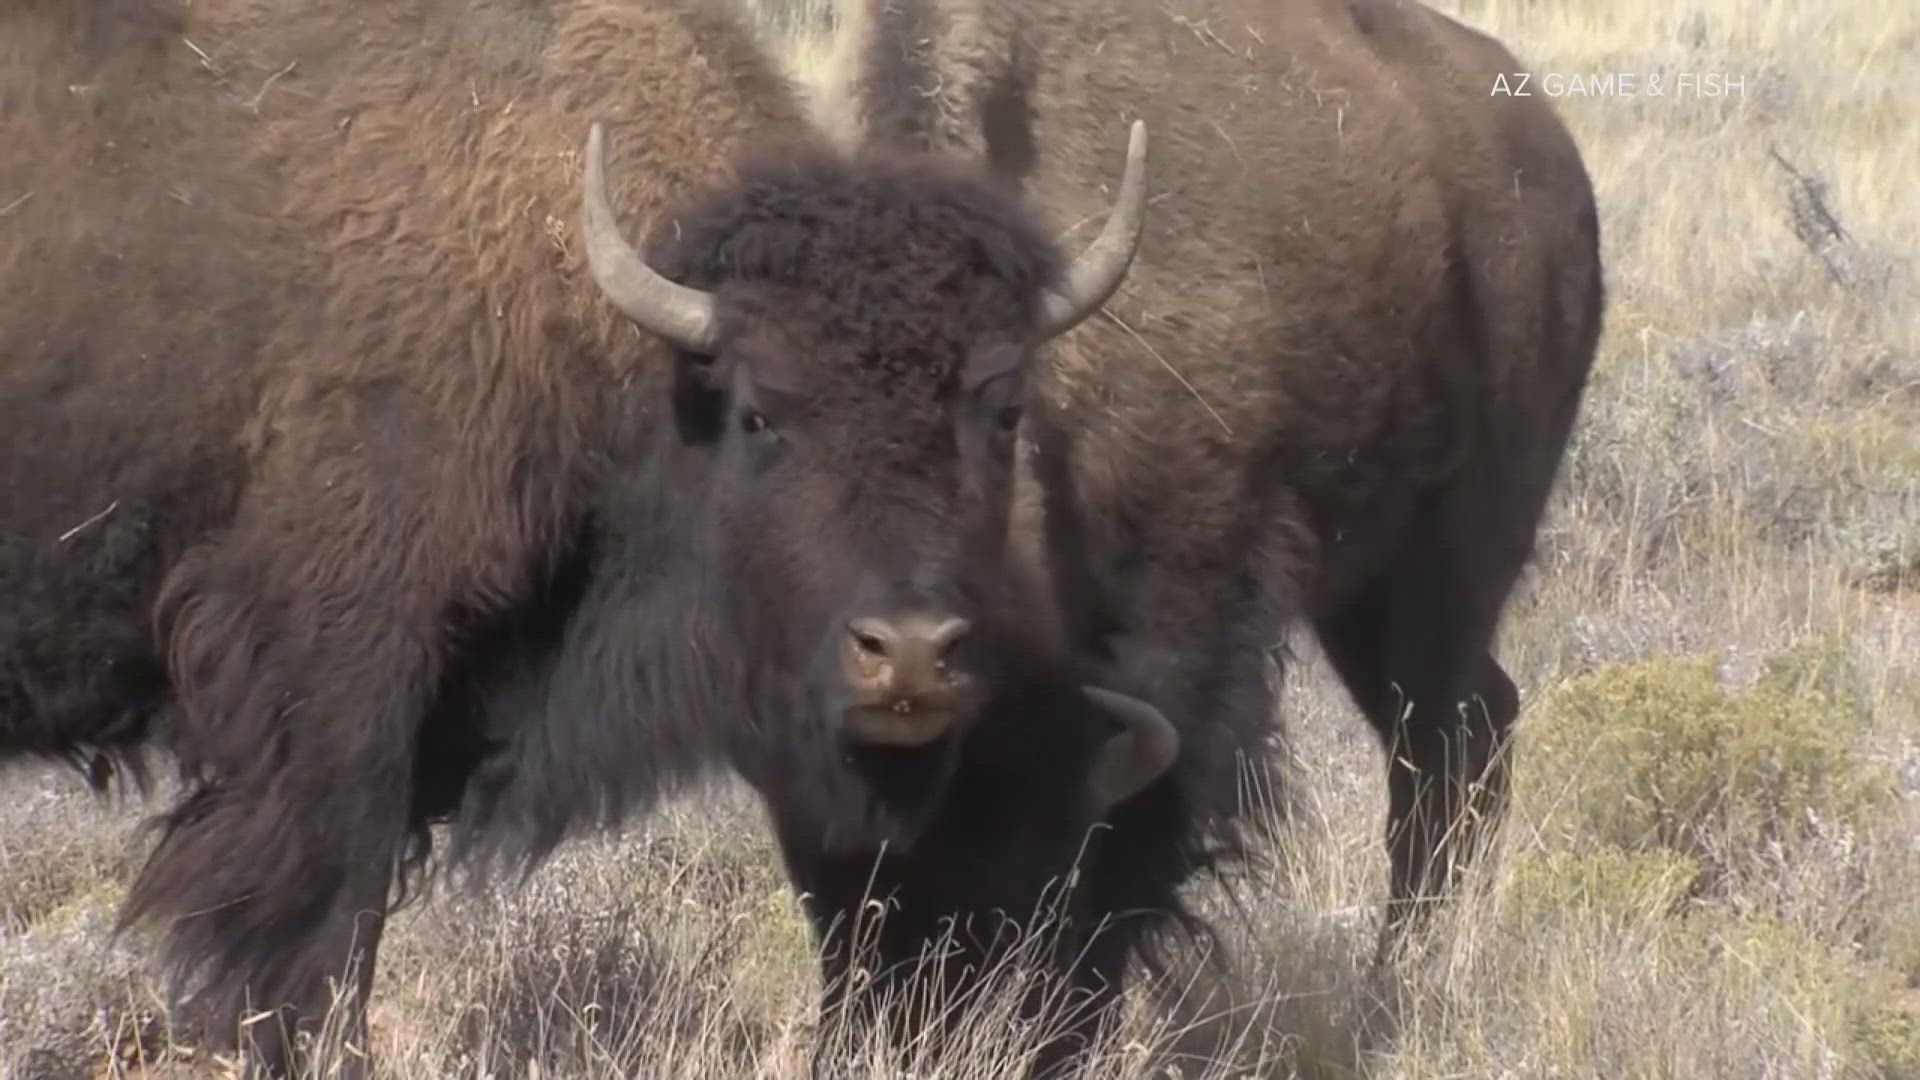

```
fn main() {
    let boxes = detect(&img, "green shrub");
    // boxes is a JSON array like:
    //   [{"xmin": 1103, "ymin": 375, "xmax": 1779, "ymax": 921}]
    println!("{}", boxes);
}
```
[
  {"xmin": 1520, "ymin": 651, "xmax": 1893, "ymax": 876},
  {"xmin": 1857, "ymin": 1004, "xmax": 1920, "ymax": 1080},
  {"xmin": 1504, "ymin": 845, "xmax": 1702, "ymax": 929},
  {"xmin": 1791, "ymin": 413, "xmax": 1920, "ymax": 592}
]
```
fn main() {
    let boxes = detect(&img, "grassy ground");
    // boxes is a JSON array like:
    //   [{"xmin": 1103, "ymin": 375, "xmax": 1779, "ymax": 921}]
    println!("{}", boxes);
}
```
[{"xmin": 4, "ymin": 0, "xmax": 1916, "ymax": 1076}]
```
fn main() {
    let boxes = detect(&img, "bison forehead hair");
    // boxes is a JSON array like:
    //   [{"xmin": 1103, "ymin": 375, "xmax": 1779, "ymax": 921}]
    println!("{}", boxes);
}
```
[{"xmin": 644, "ymin": 148, "xmax": 1066, "ymax": 392}]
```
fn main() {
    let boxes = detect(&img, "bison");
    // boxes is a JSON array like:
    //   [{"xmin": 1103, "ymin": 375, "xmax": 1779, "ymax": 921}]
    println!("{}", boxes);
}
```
[
  {"xmin": 3, "ymin": 0, "xmax": 1174, "ymax": 1074},
  {"xmin": 810, "ymin": 0, "xmax": 1606, "ymax": 1013}
]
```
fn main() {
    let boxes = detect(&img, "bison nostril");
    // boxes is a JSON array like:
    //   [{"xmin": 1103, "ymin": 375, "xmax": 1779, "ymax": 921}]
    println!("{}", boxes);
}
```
[
  {"xmin": 926, "ymin": 618, "xmax": 971, "ymax": 662},
  {"xmin": 846, "ymin": 618, "xmax": 896, "ymax": 659}
]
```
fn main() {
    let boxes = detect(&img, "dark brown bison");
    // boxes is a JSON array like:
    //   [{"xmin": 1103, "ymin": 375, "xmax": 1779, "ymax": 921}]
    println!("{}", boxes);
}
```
[
  {"xmin": 811, "ymin": 0, "xmax": 1606, "ymax": 1023},
  {"xmin": 3, "ymin": 0, "xmax": 1175, "ymax": 1074}
]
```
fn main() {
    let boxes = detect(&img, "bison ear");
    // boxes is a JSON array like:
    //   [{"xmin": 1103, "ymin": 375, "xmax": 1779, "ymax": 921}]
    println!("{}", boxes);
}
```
[
  {"xmin": 1081, "ymin": 684, "xmax": 1179, "ymax": 809},
  {"xmin": 671, "ymin": 353, "xmax": 730, "ymax": 446}
]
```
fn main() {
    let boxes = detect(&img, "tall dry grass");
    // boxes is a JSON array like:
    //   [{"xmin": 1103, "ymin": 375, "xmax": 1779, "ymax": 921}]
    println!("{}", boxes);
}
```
[{"xmin": 4, "ymin": 0, "xmax": 1916, "ymax": 1076}]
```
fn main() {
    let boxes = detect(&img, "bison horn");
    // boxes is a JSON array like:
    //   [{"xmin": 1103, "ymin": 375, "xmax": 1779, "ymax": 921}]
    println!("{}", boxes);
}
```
[
  {"xmin": 581, "ymin": 123, "xmax": 722, "ymax": 354},
  {"xmin": 1039, "ymin": 120, "xmax": 1150, "ymax": 339},
  {"xmin": 1081, "ymin": 683, "xmax": 1179, "ymax": 809}
]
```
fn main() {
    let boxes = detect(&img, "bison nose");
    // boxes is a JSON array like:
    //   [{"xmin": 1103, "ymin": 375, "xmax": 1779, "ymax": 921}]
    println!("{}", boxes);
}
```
[
  {"xmin": 839, "ymin": 613, "xmax": 975, "ymax": 746},
  {"xmin": 847, "ymin": 614, "xmax": 971, "ymax": 665}
]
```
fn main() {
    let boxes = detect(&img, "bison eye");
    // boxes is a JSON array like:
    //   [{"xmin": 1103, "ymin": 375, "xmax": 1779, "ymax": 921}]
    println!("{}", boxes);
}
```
[
  {"xmin": 739, "ymin": 409, "xmax": 770, "ymax": 435},
  {"xmin": 995, "ymin": 404, "xmax": 1023, "ymax": 432}
]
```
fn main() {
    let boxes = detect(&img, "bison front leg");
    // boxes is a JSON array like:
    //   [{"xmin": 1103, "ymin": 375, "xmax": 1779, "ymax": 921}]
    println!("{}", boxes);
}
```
[
  {"xmin": 774, "ymin": 829, "xmax": 1125, "ymax": 1080},
  {"xmin": 777, "ymin": 848, "xmax": 959, "ymax": 1076},
  {"xmin": 122, "ymin": 424, "xmax": 559, "ymax": 1076},
  {"xmin": 789, "ymin": 861, "xmax": 1126, "ymax": 1080},
  {"xmin": 125, "ymin": 554, "xmax": 430, "ymax": 1075},
  {"xmin": 231, "ymin": 863, "xmax": 391, "ymax": 1080},
  {"xmin": 788, "ymin": 875, "xmax": 1066, "ymax": 1078}
]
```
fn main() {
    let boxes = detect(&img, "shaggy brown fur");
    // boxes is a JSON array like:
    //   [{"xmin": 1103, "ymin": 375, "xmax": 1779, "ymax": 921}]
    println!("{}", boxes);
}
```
[
  {"xmin": 2, "ymin": 0, "xmax": 796, "ymax": 1068},
  {"xmin": 6, "ymin": 0, "xmax": 1161, "ymax": 1074},
  {"xmin": 812, "ymin": 0, "xmax": 1039, "ymax": 178},
  {"xmin": 816, "ymin": 0, "xmax": 1605, "ymax": 1021}
]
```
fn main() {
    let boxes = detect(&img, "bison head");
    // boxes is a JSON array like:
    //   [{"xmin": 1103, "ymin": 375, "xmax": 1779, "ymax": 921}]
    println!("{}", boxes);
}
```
[{"xmin": 578, "ymin": 122, "xmax": 1172, "ymax": 827}]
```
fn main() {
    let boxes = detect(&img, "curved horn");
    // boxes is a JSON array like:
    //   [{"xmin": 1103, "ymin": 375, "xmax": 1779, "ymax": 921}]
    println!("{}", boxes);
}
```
[
  {"xmin": 581, "ymin": 123, "xmax": 721, "ymax": 354},
  {"xmin": 1081, "ymin": 683, "xmax": 1180, "ymax": 809},
  {"xmin": 1039, "ymin": 120, "xmax": 1150, "ymax": 338}
]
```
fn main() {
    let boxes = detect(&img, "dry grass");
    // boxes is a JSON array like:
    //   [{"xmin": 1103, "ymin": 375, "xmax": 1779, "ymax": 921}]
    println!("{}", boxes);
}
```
[{"xmin": 5, "ymin": 0, "xmax": 1918, "ymax": 1076}]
